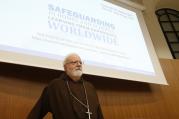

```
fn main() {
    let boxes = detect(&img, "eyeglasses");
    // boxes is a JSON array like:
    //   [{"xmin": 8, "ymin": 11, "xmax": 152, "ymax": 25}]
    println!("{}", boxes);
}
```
[{"xmin": 66, "ymin": 60, "xmax": 83, "ymax": 65}]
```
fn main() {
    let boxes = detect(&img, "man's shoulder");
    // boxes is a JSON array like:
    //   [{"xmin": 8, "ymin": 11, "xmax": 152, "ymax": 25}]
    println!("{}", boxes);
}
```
[
  {"xmin": 50, "ymin": 77, "xmax": 64, "ymax": 84},
  {"xmin": 48, "ymin": 74, "xmax": 66, "ymax": 88}
]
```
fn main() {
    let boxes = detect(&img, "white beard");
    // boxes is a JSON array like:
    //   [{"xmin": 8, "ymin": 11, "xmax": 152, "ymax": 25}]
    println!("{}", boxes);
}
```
[{"xmin": 71, "ymin": 70, "xmax": 83, "ymax": 77}]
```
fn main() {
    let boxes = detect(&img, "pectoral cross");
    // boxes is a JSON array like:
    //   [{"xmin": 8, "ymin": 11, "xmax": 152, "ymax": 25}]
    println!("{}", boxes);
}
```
[{"xmin": 86, "ymin": 108, "xmax": 92, "ymax": 119}]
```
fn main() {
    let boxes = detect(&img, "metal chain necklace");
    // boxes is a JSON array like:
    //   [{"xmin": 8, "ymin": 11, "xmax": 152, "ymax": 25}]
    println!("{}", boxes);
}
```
[{"xmin": 66, "ymin": 79, "xmax": 92, "ymax": 119}]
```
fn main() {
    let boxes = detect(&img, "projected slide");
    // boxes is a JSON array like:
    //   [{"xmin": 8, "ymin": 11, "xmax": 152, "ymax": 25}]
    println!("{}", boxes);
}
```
[{"xmin": 0, "ymin": 0, "xmax": 167, "ymax": 84}]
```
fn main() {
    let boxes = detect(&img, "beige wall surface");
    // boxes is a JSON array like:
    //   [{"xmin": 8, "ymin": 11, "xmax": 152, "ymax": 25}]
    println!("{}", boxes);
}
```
[
  {"xmin": 142, "ymin": 0, "xmax": 179, "ymax": 59},
  {"xmin": 156, "ymin": 0, "xmax": 179, "ymax": 11},
  {"xmin": 142, "ymin": 0, "xmax": 173, "ymax": 59}
]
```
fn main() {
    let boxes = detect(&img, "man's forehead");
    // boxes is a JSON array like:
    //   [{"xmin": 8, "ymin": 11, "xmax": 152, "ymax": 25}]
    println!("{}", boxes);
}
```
[{"xmin": 67, "ymin": 55, "xmax": 81, "ymax": 61}]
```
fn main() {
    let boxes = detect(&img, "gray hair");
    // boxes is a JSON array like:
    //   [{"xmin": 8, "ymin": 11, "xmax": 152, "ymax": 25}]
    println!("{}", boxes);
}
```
[{"xmin": 63, "ymin": 53, "xmax": 81, "ymax": 66}]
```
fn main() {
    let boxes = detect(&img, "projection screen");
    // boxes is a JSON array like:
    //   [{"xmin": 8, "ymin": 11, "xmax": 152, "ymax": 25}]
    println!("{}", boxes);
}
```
[{"xmin": 0, "ymin": 0, "xmax": 167, "ymax": 84}]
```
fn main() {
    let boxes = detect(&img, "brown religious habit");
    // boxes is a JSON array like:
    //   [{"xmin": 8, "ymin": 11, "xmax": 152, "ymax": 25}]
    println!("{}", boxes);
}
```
[{"xmin": 27, "ymin": 73, "xmax": 104, "ymax": 119}]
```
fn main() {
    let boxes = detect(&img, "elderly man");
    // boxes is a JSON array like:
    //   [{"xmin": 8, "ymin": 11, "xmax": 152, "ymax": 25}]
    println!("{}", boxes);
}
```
[{"xmin": 27, "ymin": 53, "xmax": 104, "ymax": 119}]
